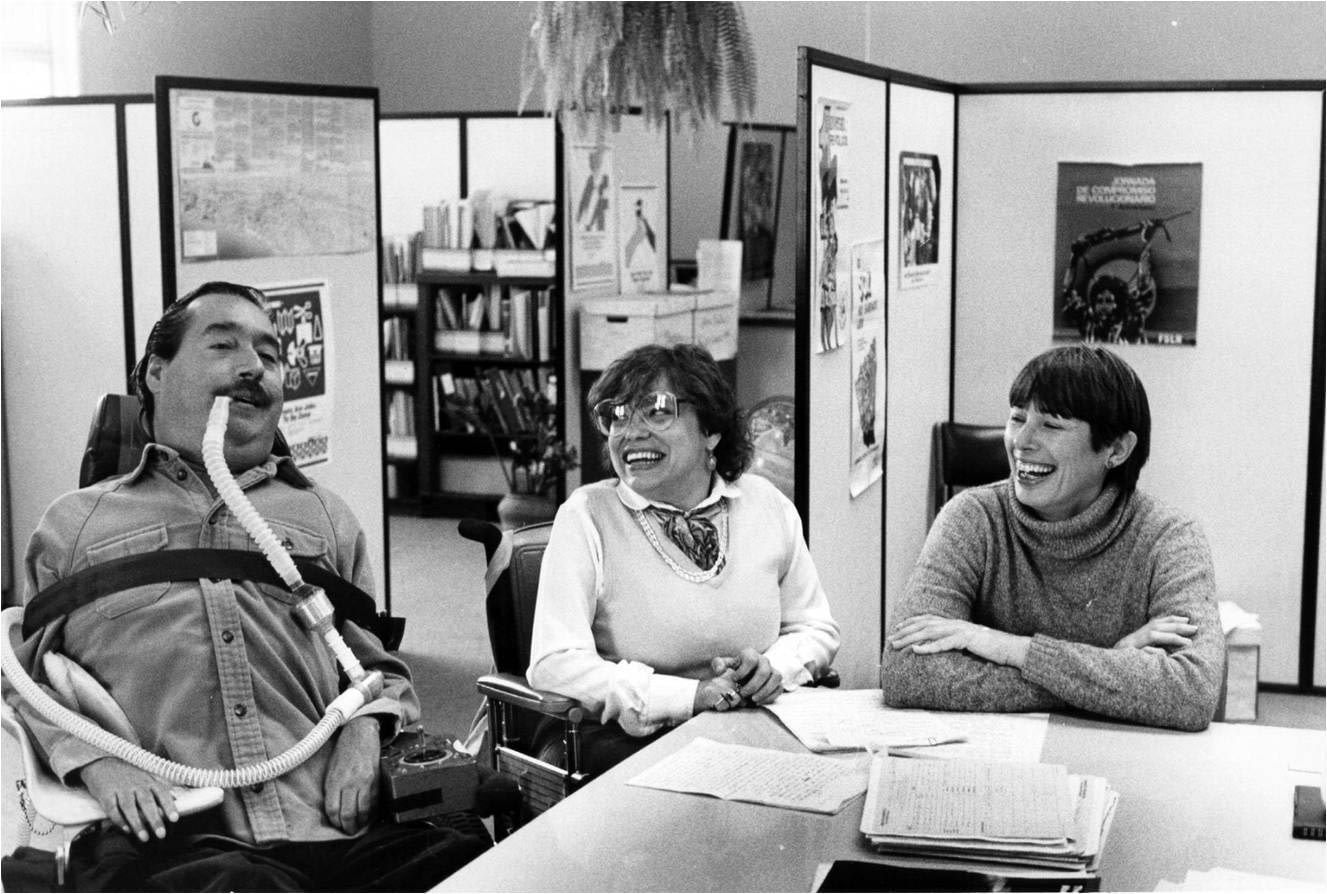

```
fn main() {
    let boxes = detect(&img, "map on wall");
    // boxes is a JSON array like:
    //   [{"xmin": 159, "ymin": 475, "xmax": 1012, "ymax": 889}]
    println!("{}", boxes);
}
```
[{"xmin": 172, "ymin": 90, "xmax": 375, "ymax": 261}]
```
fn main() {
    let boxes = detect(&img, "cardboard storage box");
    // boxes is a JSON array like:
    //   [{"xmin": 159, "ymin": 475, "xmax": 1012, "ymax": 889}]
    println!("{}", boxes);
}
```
[
  {"xmin": 579, "ymin": 294, "xmax": 694, "ymax": 371},
  {"xmin": 692, "ymin": 290, "xmax": 738, "ymax": 361}
]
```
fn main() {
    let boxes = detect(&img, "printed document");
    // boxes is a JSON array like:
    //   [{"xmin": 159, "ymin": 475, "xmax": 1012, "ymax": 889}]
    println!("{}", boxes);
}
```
[
  {"xmin": 765, "ymin": 688, "xmax": 1049, "ymax": 762},
  {"xmin": 626, "ymin": 736, "xmax": 869, "ymax": 814}
]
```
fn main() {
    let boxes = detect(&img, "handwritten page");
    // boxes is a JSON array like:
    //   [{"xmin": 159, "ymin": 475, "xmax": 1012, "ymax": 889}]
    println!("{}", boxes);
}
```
[
  {"xmin": 765, "ymin": 688, "xmax": 1049, "ymax": 762},
  {"xmin": 861, "ymin": 756, "xmax": 1070, "ymax": 842},
  {"xmin": 626, "ymin": 736, "xmax": 869, "ymax": 814}
]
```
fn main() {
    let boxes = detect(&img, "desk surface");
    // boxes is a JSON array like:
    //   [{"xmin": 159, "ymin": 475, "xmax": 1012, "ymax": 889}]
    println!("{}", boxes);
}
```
[{"xmin": 439, "ymin": 705, "xmax": 1325, "ymax": 892}]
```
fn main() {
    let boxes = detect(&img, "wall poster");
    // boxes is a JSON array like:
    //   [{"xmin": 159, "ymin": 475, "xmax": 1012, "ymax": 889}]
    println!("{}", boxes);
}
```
[
  {"xmin": 898, "ymin": 151, "xmax": 941, "ymax": 290},
  {"xmin": 849, "ymin": 238, "xmax": 885, "ymax": 498},
  {"xmin": 170, "ymin": 90, "xmax": 375, "ymax": 262},
  {"xmin": 569, "ymin": 143, "xmax": 617, "ymax": 290},
  {"xmin": 812, "ymin": 98, "xmax": 851, "ymax": 354},
  {"xmin": 1054, "ymin": 162, "xmax": 1202, "ymax": 346},
  {"xmin": 263, "ymin": 281, "xmax": 332, "ymax": 468},
  {"xmin": 618, "ymin": 183, "xmax": 661, "ymax": 293}
]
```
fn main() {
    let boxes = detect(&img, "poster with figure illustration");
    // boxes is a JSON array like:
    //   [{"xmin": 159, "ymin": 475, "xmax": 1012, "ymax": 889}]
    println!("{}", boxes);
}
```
[
  {"xmin": 849, "ymin": 238, "xmax": 885, "ymax": 498},
  {"xmin": 618, "ymin": 184, "xmax": 661, "ymax": 293},
  {"xmin": 262, "ymin": 281, "xmax": 331, "ymax": 468},
  {"xmin": 812, "ymin": 97, "xmax": 850, "ymax": 354},
  {"xmin": 1054, "ymin": 162, "xmax": 1202, "ymax": 345},
  {"xmin": 898, "ymin": 152, "xmax": 941, "ymax": 289},
  {"xmin": 569, "ymin": 143, "xmax": 617, "ymax": 290}
]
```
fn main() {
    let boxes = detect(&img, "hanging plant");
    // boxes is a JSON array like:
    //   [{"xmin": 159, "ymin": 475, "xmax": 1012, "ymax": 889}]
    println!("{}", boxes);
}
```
[{"xmin": 521, "ymin": 1, "xmax": 756, "ymax": 133}]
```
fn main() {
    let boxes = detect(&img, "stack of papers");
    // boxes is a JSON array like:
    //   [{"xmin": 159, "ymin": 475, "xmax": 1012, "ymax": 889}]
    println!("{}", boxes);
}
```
[{"xmin": 860, "ymin": 756, "xmax": 1118, "ymax": 874}]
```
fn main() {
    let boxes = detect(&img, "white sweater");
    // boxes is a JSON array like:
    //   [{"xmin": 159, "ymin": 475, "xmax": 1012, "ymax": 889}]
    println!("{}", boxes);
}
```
[{"xmin": 527, "ymin": 474, "xmax": 840, "ymax": 736}]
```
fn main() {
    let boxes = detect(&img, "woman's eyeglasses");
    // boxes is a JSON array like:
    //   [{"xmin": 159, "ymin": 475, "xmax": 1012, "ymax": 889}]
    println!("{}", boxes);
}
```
[{"xmin": 592, "ymin": 391, "xmax": 689, "ymax": 436}]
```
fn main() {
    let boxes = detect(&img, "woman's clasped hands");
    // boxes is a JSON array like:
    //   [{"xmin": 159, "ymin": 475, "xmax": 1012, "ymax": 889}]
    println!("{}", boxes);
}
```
[{"xmin": 693, "ymin": 647, "xmax": 783, "ymax": 714}]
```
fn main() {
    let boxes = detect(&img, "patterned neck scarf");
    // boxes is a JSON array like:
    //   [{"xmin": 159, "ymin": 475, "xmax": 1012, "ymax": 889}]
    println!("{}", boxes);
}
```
[{"xmin": 646, "ymin": 500, "xmax": 726, "ymax": 571}]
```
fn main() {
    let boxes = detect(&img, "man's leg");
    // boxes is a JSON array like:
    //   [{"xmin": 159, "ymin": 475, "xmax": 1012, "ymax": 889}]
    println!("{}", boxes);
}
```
[{"xmin": 313, "ymin": 818, "xmax": 492, "ymax": 892}]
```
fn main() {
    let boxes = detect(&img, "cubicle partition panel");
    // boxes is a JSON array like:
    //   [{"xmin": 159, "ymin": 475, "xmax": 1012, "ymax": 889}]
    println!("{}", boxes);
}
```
[
  {"xmin": 1, "ymin": 96, "xmax": 153, "ymax": 602},
  {"xmin": 883, "ymin": 83, "xmax": 957, "ymax": 637},
  {"xmin": 155, "ymin": 77, "xmax": 389, "ymax": 602},
  {"xmin": 796, "ymin": 52, "xmax": 893, "ymax": 689},
  {"xmin": 953, "ymin": 87, "xmax": 1325, "ymax": 688}
]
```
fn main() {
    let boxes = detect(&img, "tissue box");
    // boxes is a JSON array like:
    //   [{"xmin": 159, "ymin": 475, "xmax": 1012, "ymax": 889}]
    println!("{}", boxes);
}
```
[
  {"xmin": 1223, "ymin": 624, "xmax": 1261, "ymax": 722},
  {"xmin": 579, "ymin": 294, "xmax": 694, "ymax": 371}
]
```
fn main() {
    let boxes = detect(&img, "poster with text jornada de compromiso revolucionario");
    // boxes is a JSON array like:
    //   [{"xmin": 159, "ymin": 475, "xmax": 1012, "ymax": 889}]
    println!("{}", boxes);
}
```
[{"xmin": 1054, "ymin": 162, "xmax": 1202, "ymax": 346}]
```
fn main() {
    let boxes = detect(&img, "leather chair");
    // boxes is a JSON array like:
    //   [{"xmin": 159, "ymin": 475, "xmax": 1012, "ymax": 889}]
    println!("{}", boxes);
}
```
[
  {"xmin": 457, "ymin": 519, "xmax": 585, "ymax": 839},
  {"xmin": 930, "ymin": 421, "xmax": 1009, "ymax": 525}
]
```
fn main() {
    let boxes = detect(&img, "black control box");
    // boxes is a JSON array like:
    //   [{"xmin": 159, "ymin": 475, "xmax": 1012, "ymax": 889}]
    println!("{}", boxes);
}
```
[{"xmin": 379, "ymin": 729, "xmax": 479, "ymax": 822}]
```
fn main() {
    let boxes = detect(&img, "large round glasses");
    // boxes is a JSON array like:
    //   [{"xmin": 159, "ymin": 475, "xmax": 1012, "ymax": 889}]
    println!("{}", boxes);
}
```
[{"xmin": 592, "ymin": 391, "xmax": 689, "ymax": 436}]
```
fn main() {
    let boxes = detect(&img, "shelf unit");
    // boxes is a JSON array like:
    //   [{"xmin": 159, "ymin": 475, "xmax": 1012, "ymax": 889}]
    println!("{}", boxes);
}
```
[
  {"xmin": 401, "ymin": 269, "xmax": 565, "ymax": 518},
  {"xmin": 378, "ymin": 112, "xmax": 563, "ymax": 519}
]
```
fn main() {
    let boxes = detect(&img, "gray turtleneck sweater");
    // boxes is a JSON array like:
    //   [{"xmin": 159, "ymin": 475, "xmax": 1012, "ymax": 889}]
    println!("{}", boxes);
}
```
[{"xmin": 880, "ymin": 480, "xmax": 1223, "ymax": 731}]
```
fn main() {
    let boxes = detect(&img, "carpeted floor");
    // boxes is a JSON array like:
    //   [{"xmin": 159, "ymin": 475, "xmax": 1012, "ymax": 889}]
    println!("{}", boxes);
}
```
[{"xmin": 386, "ymin": 514, "xmax": 494, "ymax": 743}]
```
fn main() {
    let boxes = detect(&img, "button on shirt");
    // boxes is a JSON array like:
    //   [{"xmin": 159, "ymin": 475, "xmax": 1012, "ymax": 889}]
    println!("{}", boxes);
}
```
[{"xmin": 14, "ymin": 444, "xmax": 418, "ymax": 845}]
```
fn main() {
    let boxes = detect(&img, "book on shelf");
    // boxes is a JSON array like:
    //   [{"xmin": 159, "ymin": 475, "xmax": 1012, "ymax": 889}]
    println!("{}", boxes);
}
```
[
  {"xmin": 420, "ymin": 247, "xmax": 473, "ymax": 273},
  {"xmin": 382, "ymin": 316, "xmax": 413, "ymax": 361},
  {"xmin": 384, "ymin": 360, "xmax": 414, "ymax": 386},
  {"xmin": 386, "ymin": 390, "xmax": 415, "ymax": 438},
  {"xmin": 492, "ymin": 249, "xmax": 556, "ymax": 278}
]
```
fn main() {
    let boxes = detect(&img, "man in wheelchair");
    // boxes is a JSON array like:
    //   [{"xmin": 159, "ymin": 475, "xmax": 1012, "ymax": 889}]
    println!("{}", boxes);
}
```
[{"xmin": 4, "ymin": 282, "xmax": 489, "ymax": 891}]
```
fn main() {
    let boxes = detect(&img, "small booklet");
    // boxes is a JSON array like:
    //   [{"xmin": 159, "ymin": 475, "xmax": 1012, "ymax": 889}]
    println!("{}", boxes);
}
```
[{"xmin": 626, "ymin": 736, "xmax": 869, "ymax": 815}]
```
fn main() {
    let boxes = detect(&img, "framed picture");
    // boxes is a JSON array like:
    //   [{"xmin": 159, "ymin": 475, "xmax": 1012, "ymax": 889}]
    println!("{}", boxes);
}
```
[{"xmin": 721, "ymin": 123, "xmax": 792, "ymax": 316}]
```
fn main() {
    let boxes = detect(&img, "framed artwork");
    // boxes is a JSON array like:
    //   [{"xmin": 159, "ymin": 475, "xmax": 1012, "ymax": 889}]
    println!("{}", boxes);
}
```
[{"xmin": 721, "ymin": 123, "xmax": 792, "ymax": 316}]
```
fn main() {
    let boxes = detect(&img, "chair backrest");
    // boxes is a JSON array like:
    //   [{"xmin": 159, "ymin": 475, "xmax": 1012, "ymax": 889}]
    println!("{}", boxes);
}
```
[
  {"xmin": 931, "ymin": 422, "xmax": 1009, "ymax": 524},
  {"xmin": 80, "ymin": 394, "xmax": 291, "ymax": 488},
  {"xmin": 458, "ymin": 519, "xmax": 554, "ymax": 676}
]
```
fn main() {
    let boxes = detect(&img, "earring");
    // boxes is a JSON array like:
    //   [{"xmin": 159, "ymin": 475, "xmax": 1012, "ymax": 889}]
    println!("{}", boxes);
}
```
[{"xmin": 707, "ymin": 452, "xmax": 717, "ymax": 471}]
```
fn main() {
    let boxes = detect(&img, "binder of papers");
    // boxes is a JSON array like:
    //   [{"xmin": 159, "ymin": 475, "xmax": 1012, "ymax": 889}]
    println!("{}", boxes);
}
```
[{"xmin": 860, "ymin": 756, "xmax": 1118, "ymax": 874}]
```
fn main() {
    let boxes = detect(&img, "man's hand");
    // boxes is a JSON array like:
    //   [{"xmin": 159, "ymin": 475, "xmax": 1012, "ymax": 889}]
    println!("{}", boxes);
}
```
[
  {"xmin": 80, "ymin": 756, "xmax": 178, "ymax": 842},
  {"xmin": 888, "ymin": 614, "xmax": 1029, "ymax": 668},
  {"xmin": 323, "ymin": 716, "xmax": 381, "ymax": 835},
  {"xmin": 1114, "ymin": 615, "xmax": 1197, "ymax": 653}
]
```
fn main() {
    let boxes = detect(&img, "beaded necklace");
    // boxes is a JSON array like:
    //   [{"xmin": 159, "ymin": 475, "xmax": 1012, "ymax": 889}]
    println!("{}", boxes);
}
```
[{"xmin": 631, "ymin": 499, "xmax": 729, "ymax": 583}]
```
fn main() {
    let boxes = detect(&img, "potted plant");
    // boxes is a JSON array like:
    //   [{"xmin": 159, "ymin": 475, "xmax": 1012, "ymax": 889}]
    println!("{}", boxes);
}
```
[{"xmin": 443, "ymin": 383, "xmax": 578, "ymax": 528}]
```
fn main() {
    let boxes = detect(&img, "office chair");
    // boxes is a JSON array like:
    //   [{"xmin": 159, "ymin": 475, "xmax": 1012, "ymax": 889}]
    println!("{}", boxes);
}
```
[
  {"xmin": 457, "ymin": 519, "xmax": 586, "ymax": 839},
  {"xmin": 930, "ymin": 421, "xmax": 1010, "ymax": 526}
]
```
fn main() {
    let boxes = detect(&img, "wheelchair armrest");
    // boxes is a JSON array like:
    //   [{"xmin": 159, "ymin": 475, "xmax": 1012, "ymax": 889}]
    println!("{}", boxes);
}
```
[
  {"xmin": 477, "ymin": 672, "xmax": 584, "ymax": 722},
  {"xmin": 1, "ymin": 702, "xmax": 223, "ymax": 825}
]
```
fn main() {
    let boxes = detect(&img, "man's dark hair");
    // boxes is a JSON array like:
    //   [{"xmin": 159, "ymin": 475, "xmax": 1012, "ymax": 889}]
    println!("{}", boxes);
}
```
[
  {"xmin": 130, "ymin": 282, "xmax": 269, "ymax": 432},
  {"xmin": 1008, "ymin": 344, "xmax": 1151, "ymax": 493},
  {"xmin": 587, "ymin": 343, "xmax": 752, "ymax": 482}
]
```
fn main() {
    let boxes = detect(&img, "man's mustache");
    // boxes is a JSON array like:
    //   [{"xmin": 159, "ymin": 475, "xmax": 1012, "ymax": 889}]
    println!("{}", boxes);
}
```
[{"xmin": 216, "ymin": 382, "xmax": 274, "ymax": 408}]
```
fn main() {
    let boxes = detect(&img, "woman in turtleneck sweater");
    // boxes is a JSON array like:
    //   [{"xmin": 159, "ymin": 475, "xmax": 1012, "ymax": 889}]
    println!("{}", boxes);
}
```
[{"xmin": 882, "ymin": 345, "xmax": 1223, "ymax": 731}]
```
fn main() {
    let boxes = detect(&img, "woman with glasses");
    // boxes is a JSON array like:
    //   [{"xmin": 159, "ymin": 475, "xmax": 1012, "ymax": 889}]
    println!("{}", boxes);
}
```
[
  {"xmin": 881, "ymin": 345, "xmax": 1223, "ymax": 730},
  {"xmin": 527, "ymin": 344, "xmax": 839, "ymax": 773}
]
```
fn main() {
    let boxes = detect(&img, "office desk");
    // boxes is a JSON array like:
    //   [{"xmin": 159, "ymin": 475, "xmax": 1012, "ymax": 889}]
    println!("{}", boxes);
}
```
[{"xmin": 439, "ymin": 708, "xmax": 1325, "ymax": 892}]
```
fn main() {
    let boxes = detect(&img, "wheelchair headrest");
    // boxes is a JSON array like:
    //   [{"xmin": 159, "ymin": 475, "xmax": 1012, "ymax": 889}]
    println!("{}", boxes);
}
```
[{"xmin": 79, "ymin": 394, "xmax": 291, "ymax": 488}]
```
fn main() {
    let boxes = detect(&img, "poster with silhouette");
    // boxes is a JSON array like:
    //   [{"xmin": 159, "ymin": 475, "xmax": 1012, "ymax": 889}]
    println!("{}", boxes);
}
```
[
  {"xmin": 812, "ymin": 98, "xmax": 851, "ymax": 354},
  {"xmin": 898, "ymin": 152, "xmax": 940, "ymax": 290},
  {"xmin": 262, "ymin": 280, "xmax": 331, "ymax": 467},
  {"xmin": 569, "ymin": 143, "xmax": 617, "ymax": 290},
  {"xmin": 618, "ymin": 183, "xmax": 661, "ymax": 292},
  {"xmin": 849, "ymin": 238, "xmax": 885, "ymax": 498},
  {"xmin": 1054, "ymin": 162, "xmax": 1202, "ymax": 346}
]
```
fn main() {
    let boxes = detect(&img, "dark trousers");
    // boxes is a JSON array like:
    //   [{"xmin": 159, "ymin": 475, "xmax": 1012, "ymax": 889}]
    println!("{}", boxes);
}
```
[
  {"xmin": 70, "ymin": 814, "xmax": 491, "ymax": 892},
  {"xmin": 534, "ymin": 717, "xmax": 669, "ymax": 776}
]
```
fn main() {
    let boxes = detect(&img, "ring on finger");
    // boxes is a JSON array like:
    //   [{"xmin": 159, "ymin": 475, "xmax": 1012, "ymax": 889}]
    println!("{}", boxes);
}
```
[{"xmin": 723, "ymin": 689, "xmax": 741, "ymax": 706}]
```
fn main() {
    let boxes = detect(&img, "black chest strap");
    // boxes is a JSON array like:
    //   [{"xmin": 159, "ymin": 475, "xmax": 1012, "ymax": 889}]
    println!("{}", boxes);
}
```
[{"xmin": 23, "ymin": 549, "xmax": 379, "ymax": 641}]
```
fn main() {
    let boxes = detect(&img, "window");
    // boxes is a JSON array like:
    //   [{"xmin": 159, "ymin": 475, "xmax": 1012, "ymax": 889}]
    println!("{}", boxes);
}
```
[{"xmin": 2, "ymin": 2, "xmax": 80, "ymax": 100}]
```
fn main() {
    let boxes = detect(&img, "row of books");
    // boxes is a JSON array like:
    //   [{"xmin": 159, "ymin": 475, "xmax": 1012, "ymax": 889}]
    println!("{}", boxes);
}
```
[
  {"xmin": 383, "ymin": 316, "xmax": 413, "ymax": 361},
  {"xmin": 385, "ymin": 391, "xmax": 417, "ymax": 461},
  {"xmin": 860, "ymin": 757, "xmax": 1117, "ymax": 880},
  {"xmin": 434, "ymin": 285, "xmax": 553, "ymax": 362},
  {"xmin": 432, "ymin": 366, "xmax": 555, "ymax": 438},
  {"xmin": 422, "ymin": 194, "xmax": 555, "ymax": 252}
]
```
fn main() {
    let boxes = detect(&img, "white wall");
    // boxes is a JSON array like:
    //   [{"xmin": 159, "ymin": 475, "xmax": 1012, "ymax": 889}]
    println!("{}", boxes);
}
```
[{"xmin": 954, "ymin": 90, "xmax": 1323, "ymax": 685}]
